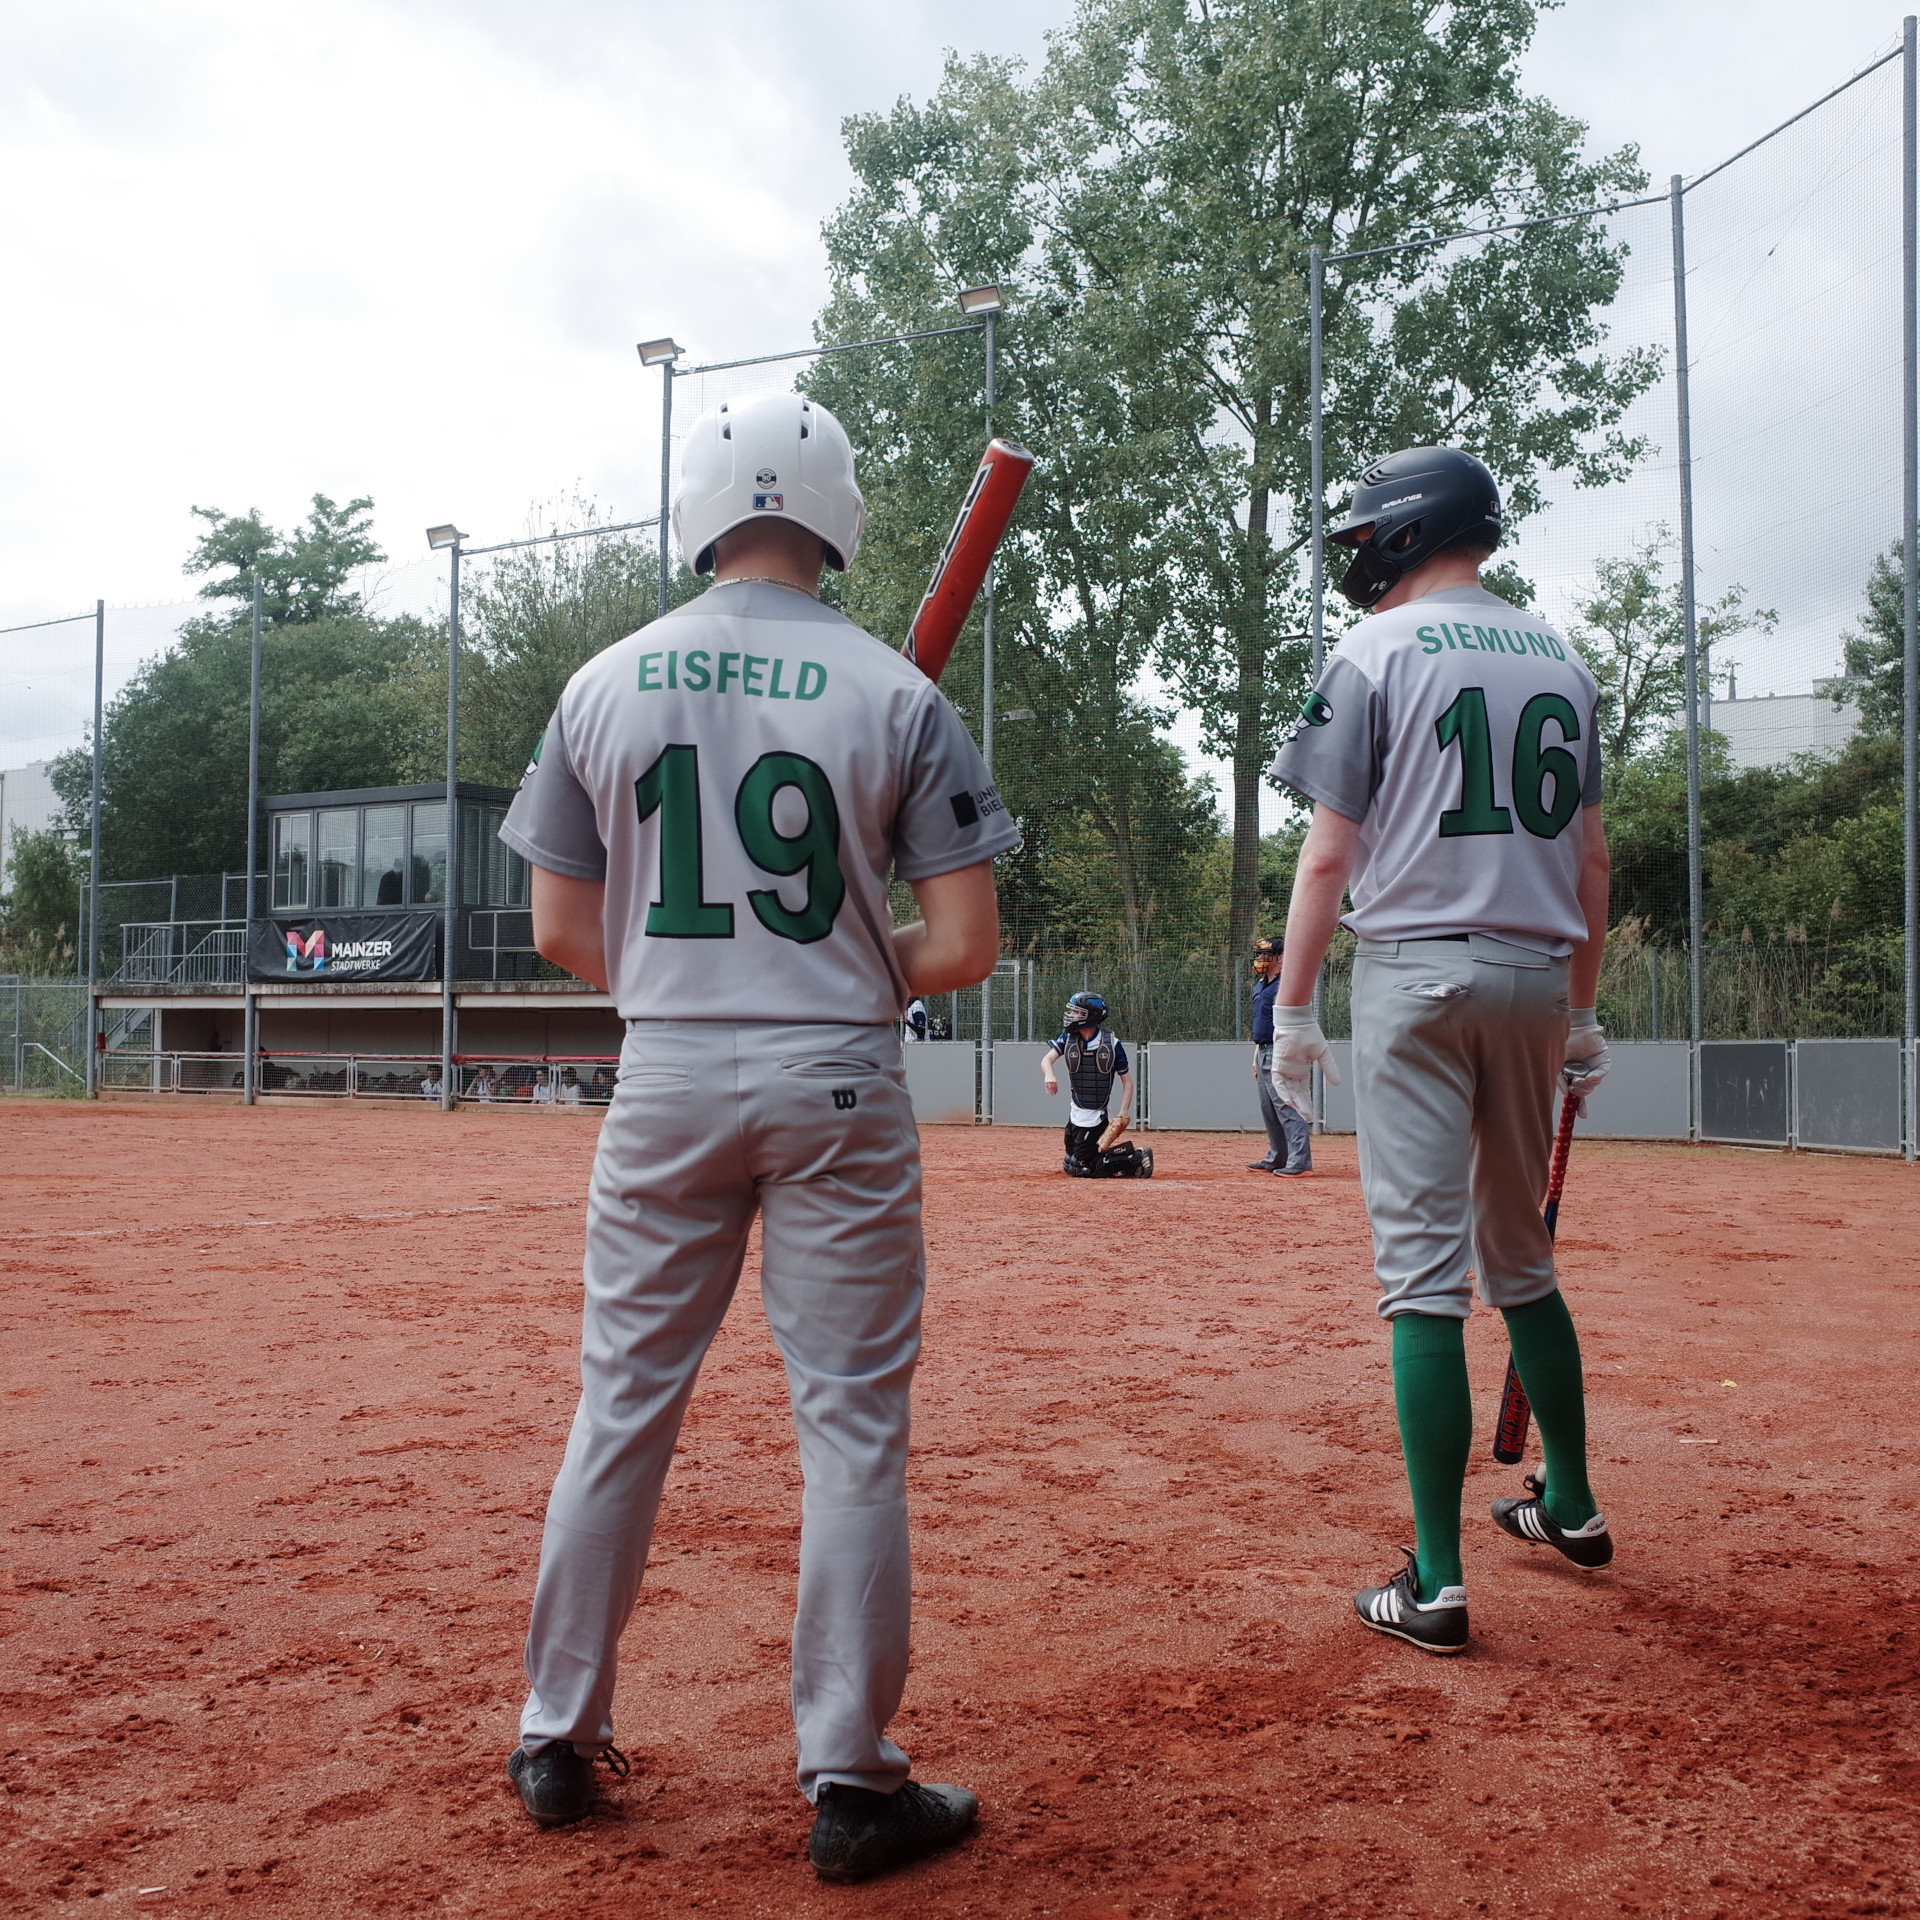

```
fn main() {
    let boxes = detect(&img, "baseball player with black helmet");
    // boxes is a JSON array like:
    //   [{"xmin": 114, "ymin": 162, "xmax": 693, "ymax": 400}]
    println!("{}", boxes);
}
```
[
  {"xmin": 497, "ymin": 390, "xmax": 1019, "ymax": 1880},
  {"xmin": 1248, "ymin": 935, "xmax": 1312, "ymax": 1175},
  {"xmin": 1042, "ymin": 993, "xmax": 1153, "ymax": 1178},
  {"xmin": 1269, "ymin": 445, "xmax": 1614, "ymax": 1657}
]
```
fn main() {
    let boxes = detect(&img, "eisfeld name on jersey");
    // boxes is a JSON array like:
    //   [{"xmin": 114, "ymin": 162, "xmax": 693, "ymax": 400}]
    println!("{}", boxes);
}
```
[
  {"xmin": 498, "ymin": 579, "xmax": 1020, "ymax": 1024},
  {"xmin": 1269, "ymin": 585, "xmax": 1602, "ymax": 956}
]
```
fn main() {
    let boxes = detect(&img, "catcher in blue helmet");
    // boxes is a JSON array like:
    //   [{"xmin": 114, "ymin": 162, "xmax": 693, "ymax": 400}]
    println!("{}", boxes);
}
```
[{"xmin": 1041, "ymin": 993, "xmax": 1153, "ymax": 1178}]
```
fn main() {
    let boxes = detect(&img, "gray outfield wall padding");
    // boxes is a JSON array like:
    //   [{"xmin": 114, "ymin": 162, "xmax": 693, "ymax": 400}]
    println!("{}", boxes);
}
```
[
  {"xmin": 902, "ymin": 1042, "xmax": 978, "ymax": 1126},
  {"xmin": 1793, "ymin": 1038, "xmax": 1903, "ymax": 1153},
  {"xmin": 1322, "ymin": 1041, "xmax": 1356, "ymax": 1133},
  {"xmin": 988, "ymin": 1038, "xmax": 1140, "ymax": 1127},
  {"xmin": 1573, "ymin": 1040, "xmax": 1692, "ymax": 1141},
  {"xmin": 1701, "ymin": 1040, "xmax": 1791, "ymax": 1146},
  {"xmin": 987, "ymin": 1041, "xmax": 1057, "ymax": 1125},
  {"xmin": 1139, "ymin": 1042, "xmax": 1261, "ymax": 1131},
  {"xmin": 1320, "ymin": 1039, "xmax": 1689, "ymax": 1140}
]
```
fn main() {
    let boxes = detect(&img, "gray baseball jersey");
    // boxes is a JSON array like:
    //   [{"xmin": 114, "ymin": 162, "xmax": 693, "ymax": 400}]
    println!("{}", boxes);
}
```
[
  {"xmin": 1270, "ymin": 585, "xmax": 1601, "ymax": 955},
  {"xmin": 500, "ymin": 579, "xmax": 1019, "ymax": 1022}
]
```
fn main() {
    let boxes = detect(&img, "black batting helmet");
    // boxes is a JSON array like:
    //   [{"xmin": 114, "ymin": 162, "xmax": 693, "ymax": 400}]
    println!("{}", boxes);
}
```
[
  {"xmin": 1330, "ymin": 446, "xmax": 1502, "ymax": 610},
  {"xmin": 1062, "ymin": 992, "xmax": 1108, "ymax": 1029}
]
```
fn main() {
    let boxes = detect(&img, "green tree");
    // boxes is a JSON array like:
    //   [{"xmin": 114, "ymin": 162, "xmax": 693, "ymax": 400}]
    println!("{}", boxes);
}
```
[
  {"xmin": 185, "ymin": 493, "xmax": 385, "ymax": 626},
  {"xmin": 1603, "ymin": 726, "xmax": 1903, "ymax": 944},
  {"xmin": 1826, "ymin": 540, "xmax": 1907, "ymax": 736},
  {"xmin": 0, "ymin": 826, "xmax": 84, "ymax": 974},
  {"xmin": 458, "ymin": 506, "xmax": 701, "ymax": 788},
  {"xmin": 1569, "ymin": 532, "xmax": 1772, "ymax": 773},
  {"xmin": 51, "ymin": 491, "xmax": 440, "ymax": 878},
  {"xmin": 812, "ymin": 0, "xmax": 1659, "ymax": 952},
  {"xmin": 50, "ymin": 613, "xmax": 443, "ymax": 879}
]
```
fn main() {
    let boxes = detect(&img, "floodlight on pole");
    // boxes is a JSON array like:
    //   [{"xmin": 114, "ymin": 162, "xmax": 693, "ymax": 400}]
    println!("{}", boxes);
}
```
[
  {"xmin": 642, "ymin": 337, "xmax": 683, "ymax": 618},
  {"xmin": 957, "ymin": 279, "xmax": 1007, "ymax": 1063},
  {"xmin": 426, "ymin": 520, "xmax": 468, "ymax": 1110}
]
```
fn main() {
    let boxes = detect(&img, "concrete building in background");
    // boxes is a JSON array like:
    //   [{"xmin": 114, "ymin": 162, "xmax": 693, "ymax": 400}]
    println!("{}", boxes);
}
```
[
  {"xmin": 1700, "ymin": 691, "xmax": 1862, "ymax": 771},
  {"xmin": 0, "ymin": 760, "xmax": 60, "ymax": 892}
]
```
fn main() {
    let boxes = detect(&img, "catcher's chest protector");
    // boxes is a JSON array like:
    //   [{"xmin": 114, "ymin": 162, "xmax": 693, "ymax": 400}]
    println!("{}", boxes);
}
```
[{"xmin": 1062, "ymin": 1030, "xmax": 1117, "ymax": 1110}]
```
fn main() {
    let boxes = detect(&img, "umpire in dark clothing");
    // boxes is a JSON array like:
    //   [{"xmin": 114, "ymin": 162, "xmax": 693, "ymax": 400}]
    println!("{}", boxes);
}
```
[{"xmin": 1250, "ymin": 936, "xmax": 1312, "ymax": 1175}]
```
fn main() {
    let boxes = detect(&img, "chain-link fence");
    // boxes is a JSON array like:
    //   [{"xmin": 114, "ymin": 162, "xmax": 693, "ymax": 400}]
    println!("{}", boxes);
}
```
[
  {"xmin": 0, "ymin": 978, "xmax": 89, "ymax": 1093},
  {"xmin": 6, "ymin": 41, "xmax": 1917, "ymax": 1072},
  {"xmin": 1299, "ymin": 37, "xmax": 1913, "ymax": 1067}
]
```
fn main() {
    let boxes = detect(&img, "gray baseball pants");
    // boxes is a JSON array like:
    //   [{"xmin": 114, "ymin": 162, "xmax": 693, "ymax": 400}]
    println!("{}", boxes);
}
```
[
  {"xmin": 1254, "ymin": 1043, "xmax": 1313, "ymax": 1170},
  {"xmin": 1350, "ymin": 935, "xmax": 1569, "ymax": 1321},
  {"xmin": 518, "ymin": 1018, "xmax": 924, "ymax": 1801}
]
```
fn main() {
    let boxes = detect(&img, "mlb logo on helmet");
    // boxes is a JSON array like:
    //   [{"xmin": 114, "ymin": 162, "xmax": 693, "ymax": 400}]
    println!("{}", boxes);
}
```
[{"xmin": 753, "ymin": 492, "xmax": 784, "ymax": 511}]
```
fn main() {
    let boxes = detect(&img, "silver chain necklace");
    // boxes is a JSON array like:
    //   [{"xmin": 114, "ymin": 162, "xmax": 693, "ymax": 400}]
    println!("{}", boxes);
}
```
[{"xmin": 714, "ymin": 575, "xmax": 818, "ymax": 598}]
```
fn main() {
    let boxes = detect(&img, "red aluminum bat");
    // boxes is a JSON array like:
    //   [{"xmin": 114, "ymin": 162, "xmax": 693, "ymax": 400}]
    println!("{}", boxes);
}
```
[
  {"xmin": 900, "ymin": 438, "xmax": 1035, "ymax": 684},
  {"xmin": 1492, "ymin": 1090, "xmax": 1579, "ymax": 1464}
]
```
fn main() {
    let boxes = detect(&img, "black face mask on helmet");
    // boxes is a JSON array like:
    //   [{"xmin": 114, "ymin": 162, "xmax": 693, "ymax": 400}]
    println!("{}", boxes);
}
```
[
  {"xmin": 1329, "ymin": 446, "xmax": 1503, "ymax": 610},
  {"xmin": 1062, "ymin": 993, "xmax": 1108, "ymax": 1029}
]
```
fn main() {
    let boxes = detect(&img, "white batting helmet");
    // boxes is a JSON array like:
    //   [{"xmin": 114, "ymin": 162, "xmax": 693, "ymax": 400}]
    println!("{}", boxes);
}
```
[{"xmin": 671, "ymin": 391, "xmax": 866, "ymax": 576}]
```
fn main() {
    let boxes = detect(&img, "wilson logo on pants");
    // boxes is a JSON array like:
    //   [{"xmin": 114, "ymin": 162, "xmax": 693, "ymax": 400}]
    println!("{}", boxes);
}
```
[{"xmin": 832, "ymin": 1089, "xmax": 857, "ymax": 1110}]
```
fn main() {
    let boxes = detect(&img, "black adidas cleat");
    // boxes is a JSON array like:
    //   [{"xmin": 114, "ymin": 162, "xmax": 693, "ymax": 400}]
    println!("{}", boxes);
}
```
[
  {"xmin": 808, "ymin": 1779, "xmax": 979, "ymax": 1884},
  {"xmin": 506, "ymin": 1740, "xmax": 629, "ymax": 1826},
  {"xmin": 1491, "ymin": 1474, "xmax": 1614, "ymax": 1568},
  {"xmin": 1353, "ymin": 1549, "xmax": 1470, "ymax": 1655}
]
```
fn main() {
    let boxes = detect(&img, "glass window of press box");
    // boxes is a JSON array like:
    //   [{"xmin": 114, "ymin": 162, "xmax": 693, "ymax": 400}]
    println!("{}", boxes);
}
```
[{"xmin": 265, "ymin": 787, "xmax": 524, "ymax": 911}]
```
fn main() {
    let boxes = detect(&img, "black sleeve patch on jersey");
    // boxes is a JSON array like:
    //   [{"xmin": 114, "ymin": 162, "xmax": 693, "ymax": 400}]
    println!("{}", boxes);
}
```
[{"xmin": 950, "ymin": 791, "xmax": 981, "ymax": 828}]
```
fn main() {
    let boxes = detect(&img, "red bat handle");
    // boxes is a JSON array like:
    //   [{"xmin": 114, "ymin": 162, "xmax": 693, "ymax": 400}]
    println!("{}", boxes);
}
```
[
  {"xmin": 1493, "ymin": 1091, "xmax": 1580, "ymax": 1464},
  {"xmin": 901, "ymin": 439, "xmax": 1035, "ymax": 685}
]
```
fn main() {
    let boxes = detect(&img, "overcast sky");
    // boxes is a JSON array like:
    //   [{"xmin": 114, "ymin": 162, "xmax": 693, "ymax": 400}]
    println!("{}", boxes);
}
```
[{"xmin": 2, "ymin": 0, "xmax": 1913, "ymax": 768}]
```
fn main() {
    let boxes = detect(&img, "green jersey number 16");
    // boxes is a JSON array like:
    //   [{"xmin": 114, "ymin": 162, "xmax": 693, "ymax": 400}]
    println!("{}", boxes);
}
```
[{"xmin": 1434, "ymin": 687, "xmax": 1583, "ymax": 841}]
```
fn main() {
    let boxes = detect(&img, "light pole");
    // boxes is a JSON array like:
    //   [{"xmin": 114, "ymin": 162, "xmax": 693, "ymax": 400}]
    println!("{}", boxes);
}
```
[
  {"xmin": 242, "ymin": 573, "xmax": 263, "ymax": 1103},
  {"xmin": 959, "ymin": 285, "xmax": 1004, "ymax": 784},
  {"xmin": 957, "ymin": 287, "xmax": 1005, "ymax": 1061},
  {"xmin": 86, "ymin": 599, "xmax": 103, "ymax": 1097},
  {"xmin": 638, "ymin": 338, "xmax": 683, "ymax": 620},
  {"xmin": 427, "ymin": 523, "xmax": 466, "ymax": 1112}
]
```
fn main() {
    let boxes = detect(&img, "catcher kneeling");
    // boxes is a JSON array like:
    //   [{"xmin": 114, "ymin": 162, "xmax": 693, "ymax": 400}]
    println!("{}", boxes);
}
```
[{"xmin": 1042, "ymin": 993, "xmax": 1153, "ymax": 1178}]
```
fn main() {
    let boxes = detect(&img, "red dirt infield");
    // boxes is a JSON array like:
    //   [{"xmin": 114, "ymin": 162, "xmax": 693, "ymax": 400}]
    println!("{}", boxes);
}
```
[{"xmin": 1, "ymin": 1101, "xmax": 1914, "ymax": 1918}]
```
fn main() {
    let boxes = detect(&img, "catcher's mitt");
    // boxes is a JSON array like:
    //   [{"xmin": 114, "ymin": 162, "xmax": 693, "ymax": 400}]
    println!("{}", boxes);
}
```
[{"xmin": 1097, "ymin": 1113, "xmax": 1130, "ymax": 1154}]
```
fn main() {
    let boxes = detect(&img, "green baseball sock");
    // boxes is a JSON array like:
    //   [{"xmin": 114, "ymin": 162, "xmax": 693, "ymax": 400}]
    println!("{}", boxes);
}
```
[
  {"xmin": 1501, "ymin": 1290, "xmax": 1597, "ymax": 1529},
  {"xmin": 1390, "ymin": 1312, "xmax": 1471, "ymax": 1602}
]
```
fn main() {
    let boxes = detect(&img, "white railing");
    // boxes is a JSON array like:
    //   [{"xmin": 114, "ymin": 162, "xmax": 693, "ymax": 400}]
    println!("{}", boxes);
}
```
[
  {"xmin": 94, "ymin": 1051, "xmax": 620, "ymax": 1103},
  {"xmin": 114, "ymin": 922, "xmax": 247, "ymax": 986}
]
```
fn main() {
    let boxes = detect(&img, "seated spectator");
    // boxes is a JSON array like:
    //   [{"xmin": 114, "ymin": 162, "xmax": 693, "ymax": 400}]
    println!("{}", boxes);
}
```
[
  {"xmin": 531, "ymin": 1075, "xmax": 555, "ymax": 1105},
  {"xmin": 559, "ymin": 1067, "xmax": 582, "ymax": 1105},
  {"xmin": 421, "ymin": 1071, "xmax": 442, "ymax": 1101}
]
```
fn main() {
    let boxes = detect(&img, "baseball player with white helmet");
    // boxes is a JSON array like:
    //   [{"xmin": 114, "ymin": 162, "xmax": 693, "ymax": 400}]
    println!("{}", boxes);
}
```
[
  {"xmin": 1269, "ymin": 446, "xmax": 1614, "ymax": 1656},
  {"xmin": 497, "ymin": 391, "xmax": 1018, "ymax": 1880}
]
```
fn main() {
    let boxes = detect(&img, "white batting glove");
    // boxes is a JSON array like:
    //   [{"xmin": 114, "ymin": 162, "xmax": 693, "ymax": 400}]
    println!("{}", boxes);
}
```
[
  {"xmin": 1563, "ymin": 1008, "xmax": 1610, "ymax": 1117},
  {"xmin": 1270, "ymin": 1005, "xmax": 1338, "ymax": 1122}
]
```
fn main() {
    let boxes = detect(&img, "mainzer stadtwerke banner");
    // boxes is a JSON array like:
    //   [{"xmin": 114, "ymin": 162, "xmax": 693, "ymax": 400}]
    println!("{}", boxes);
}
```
[{"xmin": 247, "ymin": 912, "xmax": 441, "ymax": 983}]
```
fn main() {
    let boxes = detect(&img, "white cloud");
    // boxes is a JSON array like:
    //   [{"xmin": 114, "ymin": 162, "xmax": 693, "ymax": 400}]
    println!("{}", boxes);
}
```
[{"xmin": 3, "ymin": 0, "xmax": 1910, "ymax": 783}]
